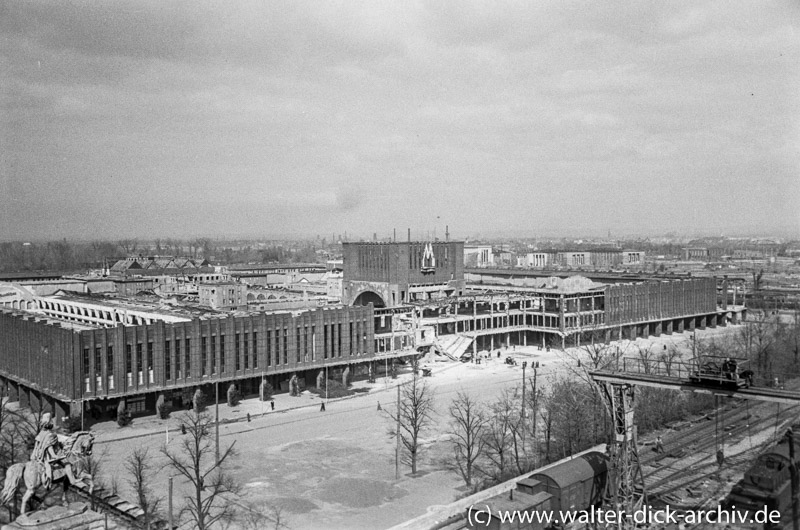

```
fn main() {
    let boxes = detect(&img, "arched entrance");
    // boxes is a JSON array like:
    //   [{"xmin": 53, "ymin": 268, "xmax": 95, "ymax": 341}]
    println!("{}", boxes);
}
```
[{"xmin": 352, "ymin": 290, "xmax": 386, "ymax": 308}]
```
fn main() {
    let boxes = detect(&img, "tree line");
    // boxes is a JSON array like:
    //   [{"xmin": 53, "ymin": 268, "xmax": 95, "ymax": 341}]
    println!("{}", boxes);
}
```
[
  {"xmin": 0, "ymin": 238, "xmax": 327, "ymax": 272},
  {"xmin": 388, "ymin": 313, "xmax": 800, "ymax": 493}
]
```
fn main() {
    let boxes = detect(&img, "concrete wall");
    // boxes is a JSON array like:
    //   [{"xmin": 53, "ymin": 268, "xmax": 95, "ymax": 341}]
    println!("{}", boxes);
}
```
[
  {"xmin": 605, "ymin": 277, "xmax": 716, "ymax": 325},
  {"xmin": 343, "ymin": 241, "xmax": 464, "ymax": 286},
  {"xmin": 0, "ymin": 304, "xmax": 376, "ymax": 404},
  {"xmin": 0, "ymin": 310, "xmax": 78, "ymax": 400},
  {"xmin": 75, "ymin": 304, "xmax": 374, "ymax": 400}
]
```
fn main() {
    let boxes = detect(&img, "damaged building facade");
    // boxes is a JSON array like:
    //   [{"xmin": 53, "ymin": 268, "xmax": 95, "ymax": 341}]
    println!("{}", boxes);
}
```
[{"xmin": 0, "ymin": 239, "xmax": 744, "ymax": 424}]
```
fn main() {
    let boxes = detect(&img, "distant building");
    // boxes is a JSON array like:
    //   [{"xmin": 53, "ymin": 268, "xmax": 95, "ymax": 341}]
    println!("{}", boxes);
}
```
[
  {"xmin": 326, "ymin": 270, "xmax": 343, "ymax": 300},
  {"xmin": 464, "ymin": 246, "xmax": 493, "ymax": 268},
  {"xmin": 622, "ymin": 251, "xmax": 644, "ymax": 265},
  {"xmin": 492, "ymin": 249, "xmax": 644, "ymax": 270},
  {"xmin": 556, "ymin": 251, "xmax": 591, "ymax": 268},
  {"xmin": 198, "ymin": 282, "xmax": 246, "ymax": 310},
  {"xmin": 109, "ymin": 256, "xmax": 214, "ymax": 278},
  {"xmin": 494, "ymin": 250, "xmax": 515, "ymax": 267},
  {"xmin": 518, "ymin": 252, "xmax": 552, "ymax": 268},
  {"xmin": 326, "ymin": 259, "xmax": 343, "ymax": 272}
]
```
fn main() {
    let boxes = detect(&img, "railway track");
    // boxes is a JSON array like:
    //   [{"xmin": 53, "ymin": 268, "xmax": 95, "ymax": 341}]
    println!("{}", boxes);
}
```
[
  {"xmin": 635, "ymin": 391, "xmax": 800, "ymax": 530},
  {"xmin": 644, "ymin": 401, "xmax": 797, "ymax": 495}
]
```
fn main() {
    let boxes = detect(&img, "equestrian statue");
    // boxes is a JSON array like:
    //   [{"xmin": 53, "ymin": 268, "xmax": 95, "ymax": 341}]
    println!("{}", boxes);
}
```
[{"xmin": 0, "ymin": 415, "xmax": 95, "ymax": 515}]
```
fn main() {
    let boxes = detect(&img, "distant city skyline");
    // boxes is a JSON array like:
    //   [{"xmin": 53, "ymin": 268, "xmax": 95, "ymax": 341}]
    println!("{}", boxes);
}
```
[{"xmin": 3, "ymin": 2, "xmax": 799, "ymax": 240}]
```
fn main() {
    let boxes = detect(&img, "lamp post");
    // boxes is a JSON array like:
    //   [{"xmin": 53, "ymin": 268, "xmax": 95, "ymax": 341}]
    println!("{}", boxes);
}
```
[
  {"xmin": 215, "ymin": 380, "xmax": 219, "ymax": 465},
  {"xmin": 521, "ymin": 361, "xmax": 528, "ymax": 460}
]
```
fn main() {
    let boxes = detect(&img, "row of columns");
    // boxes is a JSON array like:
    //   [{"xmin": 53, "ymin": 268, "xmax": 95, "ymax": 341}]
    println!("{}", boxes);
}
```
[
  {"xmin": 0, "ymin": 377, "xmax": 72, "ymax": 424},
  {"xmin": 466, "ymin": 309, "xmax": 738, "ymax": 354}
]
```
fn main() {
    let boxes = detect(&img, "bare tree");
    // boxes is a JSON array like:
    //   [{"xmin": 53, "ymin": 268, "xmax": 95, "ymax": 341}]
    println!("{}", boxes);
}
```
[
  {"xmin": 634, "ymin": 343, "xmax": 656, "ymax": 374},
  {"xmin": 0, "ymin": 386, "xmax": 14, "ymax": 474},
  {"xmin": 539, "ymin": 375, "xmax": 596, "ymax": 460},
  {"xmin": 117, "ymin": 239, "xmax": 139, "ymax": 255},
  {"xmin": 161, "ymin": 412, "xmax": 239, "ymax": 530},
  {"xmin": 735, "ymin": 313, "xmax": 778, "ymax": 380},
  {"xmin": 385, "ymin": 376, "xmax": 435, "ymax": 475},
  {"xmin": 525, "ymin": 374, "xmax": 545, "ymax": 468},
  {"xmin": 11, "ymin": 401, "xmax": 49, "ymax": 452},
  {"xmin": 124, "ymin": 448, "xmax": 161, "ymax": 529},
  {"xmin": 447, "ymin": 391, "xmax": 487, "ymax": 487},
  {"xmin": 560, "ymin": 339, "xmax": 623, "ymax": 443},
  {"xmin": 658, "ymin": 343, "xmax": 682, "ymax": 376},
  {"xmin": 483, "ymin": 389, "xmax": 519, "ymax": 480},
  {"xmin": 539, "ymin": 397, "xmax": 554, "ymax": 463}
]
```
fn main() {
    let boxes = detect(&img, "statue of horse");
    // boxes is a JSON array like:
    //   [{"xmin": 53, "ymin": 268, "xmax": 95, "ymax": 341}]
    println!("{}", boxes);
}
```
[{"xmin": 0, "ymin": 431, "xmax": 95, "ymax": 516}]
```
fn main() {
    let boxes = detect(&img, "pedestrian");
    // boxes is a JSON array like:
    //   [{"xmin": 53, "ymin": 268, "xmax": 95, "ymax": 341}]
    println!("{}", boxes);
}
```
[
  {"xmin": 247, "ymin": 413, "xmax": 251, "ymax": 422},
  {"xmin": 655, "ymin": 435, "xmax": 664, "ymax": 454},
  {"xmin": 320, "ymin": 402, "xmax": 326, "ymax": 412},
  {"xmin": 377, "ymin": 401, "xmax": 382, "ymax": 411},
  {"xmin": 270, "ymin": 400, "xmax": 275, "ymax": 411},
  {"xmin": 181, "ymin": 424, "xmax": 186, "ymax": 435}
]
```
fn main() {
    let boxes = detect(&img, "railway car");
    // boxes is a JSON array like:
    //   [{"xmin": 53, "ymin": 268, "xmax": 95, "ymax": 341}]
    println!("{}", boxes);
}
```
[
  {"xmin": 466, "ymin": 451, "xmax": 608, "ymax": 530},
  {"xmin": 726, "ymin": 432, "xmax": 799, "ymax": 517},
  {"xmin": 689, "ymin": 355, "xmax": 752, "ymax": 388},
  {"xmin": 528, "ymin": 451, "xmax": 608, "ymax": 512}
]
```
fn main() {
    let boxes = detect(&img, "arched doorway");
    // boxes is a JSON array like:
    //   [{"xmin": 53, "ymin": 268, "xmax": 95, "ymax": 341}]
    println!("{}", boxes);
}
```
[{"xmin": 352, "ymin": 290, "xmax": 386, "ymax": 308}]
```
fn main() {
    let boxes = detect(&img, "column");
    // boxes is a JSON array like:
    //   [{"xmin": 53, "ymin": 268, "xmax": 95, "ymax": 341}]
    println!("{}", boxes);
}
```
[
  {"xmin": 473, "ymin": 299, "xmax": 477, "ymax": 338},
  {"xmin": 7, "ymin": 380, "xmax": 19, "ymax": 403},
  {"xmin": 29, "ymin": 389, "xmax": 41, "ymax": 412},
  {"xmin": 54, "ymin": 400, "xmax": 70, "ymax": 424}
]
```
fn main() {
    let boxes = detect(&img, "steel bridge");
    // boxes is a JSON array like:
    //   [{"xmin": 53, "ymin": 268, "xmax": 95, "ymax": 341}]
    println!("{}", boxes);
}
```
[{"xmin": 589, "ymin": 358, "xmax": 800, "ymax": 529}]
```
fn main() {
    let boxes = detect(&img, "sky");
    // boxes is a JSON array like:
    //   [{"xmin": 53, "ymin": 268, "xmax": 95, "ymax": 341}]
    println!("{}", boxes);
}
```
[{"xmin": 2, "ymin": 1, "xmax": 799, "ymax": 241}]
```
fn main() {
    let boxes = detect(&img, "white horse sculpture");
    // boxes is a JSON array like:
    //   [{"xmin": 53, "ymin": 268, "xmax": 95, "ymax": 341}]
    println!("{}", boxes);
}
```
[{"xmin": 0, "ymin": 431, "xmax": 95, "ymax": 515}]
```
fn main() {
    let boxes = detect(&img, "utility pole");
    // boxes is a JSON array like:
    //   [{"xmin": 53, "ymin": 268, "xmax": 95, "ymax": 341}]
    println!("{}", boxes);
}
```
[
  {"xmin": 531, "ymin": 367, "xmax": 538, "ymax": 466},
  {"xmin": 787, "ymin": 428, "xmax": 799, "ymax": 530},
  {"xmin": 521, "ymin": 361, "xmax": 528, "ymax": 458},
  {"xmin": 215, "ymin": 380, "xmax": 220, "ymax": 465},
  {"xmin": 168, "ymin": 476, "xmax": 174, "ymax": 530},
  {"xmin": 395, "ymin": 383, "xmax": 401, "ymax": 480}
]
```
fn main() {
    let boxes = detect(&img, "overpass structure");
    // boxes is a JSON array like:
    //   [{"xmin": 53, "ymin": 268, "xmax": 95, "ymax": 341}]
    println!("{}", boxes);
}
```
[
  {"xmin": 588, "ymin": 359, "xmax": 800, "ymax": 529},
  {"xmin": 590, "ymin": 369, "xmax": 800, "ymax": 405}
]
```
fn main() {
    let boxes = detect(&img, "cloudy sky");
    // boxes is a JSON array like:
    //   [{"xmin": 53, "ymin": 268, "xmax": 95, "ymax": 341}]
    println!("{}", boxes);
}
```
[{"xmin": 2, "ymin": 1, "xmax": 798, "ymax": 240}]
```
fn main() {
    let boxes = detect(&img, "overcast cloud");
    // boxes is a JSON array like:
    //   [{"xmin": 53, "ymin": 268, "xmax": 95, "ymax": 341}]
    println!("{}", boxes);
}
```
[{"xmin": 1, "ymin": 1, "xmax": 798, "ymax": 240}]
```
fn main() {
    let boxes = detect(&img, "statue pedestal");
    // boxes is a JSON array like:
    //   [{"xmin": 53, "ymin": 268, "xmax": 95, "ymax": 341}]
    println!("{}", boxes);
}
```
[{"xmin": 2, "ymin": 502, "xmax": 104, "ymax": 530}]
